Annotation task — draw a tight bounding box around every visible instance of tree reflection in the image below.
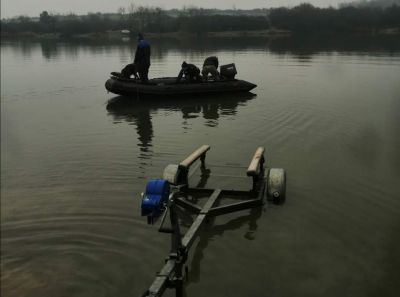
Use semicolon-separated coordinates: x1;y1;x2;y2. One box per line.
40;40;58;60
16;35;399;63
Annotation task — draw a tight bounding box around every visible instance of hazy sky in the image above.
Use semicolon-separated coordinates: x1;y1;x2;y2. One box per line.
1;0;344;18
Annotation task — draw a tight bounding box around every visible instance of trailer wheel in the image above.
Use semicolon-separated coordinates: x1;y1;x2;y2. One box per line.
163;164;180;184
163;164;188;185
266;168;286;203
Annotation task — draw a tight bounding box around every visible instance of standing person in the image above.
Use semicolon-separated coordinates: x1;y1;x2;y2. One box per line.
202;56;219;81
176;62;202;83
134;33;151;83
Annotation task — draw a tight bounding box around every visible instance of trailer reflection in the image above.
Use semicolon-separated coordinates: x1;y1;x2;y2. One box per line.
188;206;262;285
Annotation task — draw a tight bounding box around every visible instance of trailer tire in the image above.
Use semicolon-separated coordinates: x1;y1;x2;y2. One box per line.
266;168;286;203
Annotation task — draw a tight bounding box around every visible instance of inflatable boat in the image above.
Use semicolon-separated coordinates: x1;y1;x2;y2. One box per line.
105;75;257;97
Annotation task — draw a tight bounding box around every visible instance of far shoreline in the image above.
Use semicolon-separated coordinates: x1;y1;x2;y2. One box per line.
0;29;291;40
1;28;399;40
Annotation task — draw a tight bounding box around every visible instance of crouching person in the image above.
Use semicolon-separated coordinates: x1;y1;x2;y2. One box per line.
176;61;202;83
202;56;219;81
120;63;139;79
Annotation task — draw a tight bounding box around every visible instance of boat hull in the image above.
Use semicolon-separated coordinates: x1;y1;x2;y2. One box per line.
105;77;257;97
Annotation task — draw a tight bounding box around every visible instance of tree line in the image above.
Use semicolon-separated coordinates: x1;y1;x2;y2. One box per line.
269;3;400;33
1;7;269;36
1;4;399;37
340;0;400;8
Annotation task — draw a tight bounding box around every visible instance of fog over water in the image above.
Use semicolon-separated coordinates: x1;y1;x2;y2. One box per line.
1;0;342;18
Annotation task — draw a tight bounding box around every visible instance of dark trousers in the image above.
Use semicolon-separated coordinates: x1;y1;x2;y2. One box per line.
137;63;150;83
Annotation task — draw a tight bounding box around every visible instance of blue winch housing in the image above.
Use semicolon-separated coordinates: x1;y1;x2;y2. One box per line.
141;179;170;217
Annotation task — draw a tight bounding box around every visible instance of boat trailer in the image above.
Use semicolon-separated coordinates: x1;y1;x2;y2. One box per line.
139;145;286;297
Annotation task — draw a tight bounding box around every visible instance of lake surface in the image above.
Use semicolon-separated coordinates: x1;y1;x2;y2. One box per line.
1;36;400;297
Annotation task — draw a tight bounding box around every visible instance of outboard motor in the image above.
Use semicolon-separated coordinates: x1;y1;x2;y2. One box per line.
141;179;170;223
220;63;237;80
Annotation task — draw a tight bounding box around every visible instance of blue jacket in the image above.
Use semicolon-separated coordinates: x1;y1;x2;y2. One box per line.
134;39;151;67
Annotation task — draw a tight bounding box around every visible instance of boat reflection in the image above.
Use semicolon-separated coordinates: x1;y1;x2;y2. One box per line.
106;93;256;168
107;92;255;140
106;92;256;119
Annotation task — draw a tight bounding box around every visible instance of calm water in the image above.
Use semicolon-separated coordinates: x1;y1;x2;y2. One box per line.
1;36;400;297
